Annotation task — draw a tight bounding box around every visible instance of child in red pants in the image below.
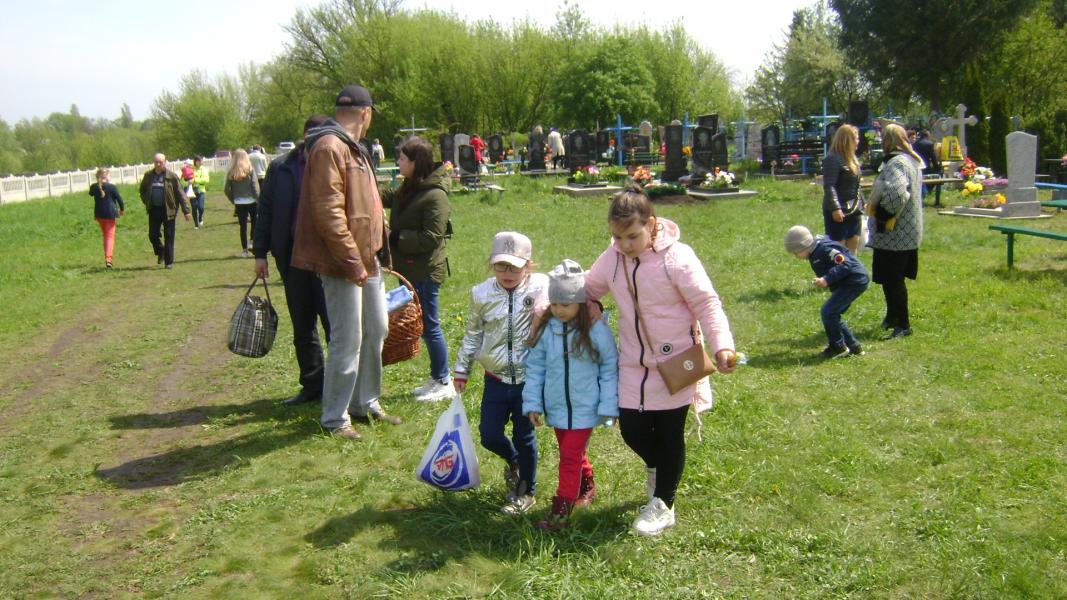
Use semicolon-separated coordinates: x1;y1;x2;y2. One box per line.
523;259;618;530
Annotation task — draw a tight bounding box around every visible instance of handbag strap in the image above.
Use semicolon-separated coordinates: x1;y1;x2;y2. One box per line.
621;258;661;359
245;276;272;305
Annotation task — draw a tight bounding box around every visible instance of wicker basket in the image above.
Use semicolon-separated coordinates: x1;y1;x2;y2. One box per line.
382;269;424;366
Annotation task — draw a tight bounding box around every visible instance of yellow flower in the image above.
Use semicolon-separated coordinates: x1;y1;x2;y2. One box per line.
995;193;1006;204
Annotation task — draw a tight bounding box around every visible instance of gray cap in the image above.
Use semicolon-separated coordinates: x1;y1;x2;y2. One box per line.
549;259;586;304
489;231;532;268
785;225;815;254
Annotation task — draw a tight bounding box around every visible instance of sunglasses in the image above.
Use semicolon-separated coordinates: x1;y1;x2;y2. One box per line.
492;263;524;273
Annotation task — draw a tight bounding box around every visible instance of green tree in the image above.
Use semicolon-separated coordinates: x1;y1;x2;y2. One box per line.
0;119;23;175
152;70;250;157
554;37;657;129
831;0;1038;111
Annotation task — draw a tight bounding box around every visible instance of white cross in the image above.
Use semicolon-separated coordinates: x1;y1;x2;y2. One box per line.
938;104;979;156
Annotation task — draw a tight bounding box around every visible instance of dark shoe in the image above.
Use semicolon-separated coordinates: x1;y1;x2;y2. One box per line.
820;344;850;359
576;473;597;507
351;410;402;425
165;264;174;270
536;495;574;531
329;425;362;440
846;344;866;357
886;327;912;340
283;391;320;406
157;255;163;265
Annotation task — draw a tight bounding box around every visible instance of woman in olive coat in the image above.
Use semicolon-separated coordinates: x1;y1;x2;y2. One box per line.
386;136;454;401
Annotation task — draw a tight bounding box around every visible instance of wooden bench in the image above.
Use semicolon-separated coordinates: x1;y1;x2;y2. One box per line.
989;224;1067;269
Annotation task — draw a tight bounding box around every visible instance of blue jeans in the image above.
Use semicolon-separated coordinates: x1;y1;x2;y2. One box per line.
192;192;206;225
412;280;449;381
822;283;867;349
319;269;387;430
479;375;537;494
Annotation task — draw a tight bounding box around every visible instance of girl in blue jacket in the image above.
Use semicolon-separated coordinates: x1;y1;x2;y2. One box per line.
523;259;619;530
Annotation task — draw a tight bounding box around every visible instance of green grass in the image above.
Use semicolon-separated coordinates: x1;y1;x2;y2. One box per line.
0;176;1065;598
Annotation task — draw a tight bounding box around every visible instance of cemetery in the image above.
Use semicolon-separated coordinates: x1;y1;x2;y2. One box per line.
3;1;1067;598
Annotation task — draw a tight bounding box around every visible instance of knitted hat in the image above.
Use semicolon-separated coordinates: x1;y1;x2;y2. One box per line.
489;231;532;268
785;225;815;254
548;259;586;304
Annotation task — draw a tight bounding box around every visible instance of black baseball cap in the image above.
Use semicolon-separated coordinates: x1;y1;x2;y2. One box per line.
335;84;378;112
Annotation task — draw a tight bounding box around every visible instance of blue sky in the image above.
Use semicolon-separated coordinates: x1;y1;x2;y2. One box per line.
0;0;810;123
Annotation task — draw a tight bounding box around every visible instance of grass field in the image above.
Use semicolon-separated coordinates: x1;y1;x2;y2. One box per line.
0;174;1065;598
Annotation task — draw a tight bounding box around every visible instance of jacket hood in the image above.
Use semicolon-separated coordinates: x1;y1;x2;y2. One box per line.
609;216;681;256
416;163;451;194
303;118;371;161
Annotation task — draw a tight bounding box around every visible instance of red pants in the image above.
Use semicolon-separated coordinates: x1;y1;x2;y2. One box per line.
554;427;593;502
96;218;116;262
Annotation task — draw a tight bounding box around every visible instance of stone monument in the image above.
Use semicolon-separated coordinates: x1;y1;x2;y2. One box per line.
661;123;687;182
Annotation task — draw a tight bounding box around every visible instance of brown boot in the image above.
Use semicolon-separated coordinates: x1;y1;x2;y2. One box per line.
576;473;597;507
536;495;574;531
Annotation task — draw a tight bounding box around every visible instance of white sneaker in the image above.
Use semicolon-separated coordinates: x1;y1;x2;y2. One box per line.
633;497;675;536
415;378;453;402
412;377;438;397
645;467;657;502
241;250;250;258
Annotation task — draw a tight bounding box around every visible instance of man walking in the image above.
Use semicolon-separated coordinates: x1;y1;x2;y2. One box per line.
139;153;191;268
291;84;400;440
249;145;269;190
253;115;332;407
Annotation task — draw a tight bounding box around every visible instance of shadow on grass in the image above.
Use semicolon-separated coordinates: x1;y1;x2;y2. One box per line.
746;332;861;369
97;397;314;489
988;264;1067;285
305;492;637;572
736;285;811;304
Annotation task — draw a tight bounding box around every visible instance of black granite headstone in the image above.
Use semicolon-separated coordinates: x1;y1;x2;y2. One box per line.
565;129;593;172
847;101;868;127
457;144;478;176
527;130;546;171
696;114;719;132
711;132;729;169
661;124;687;182
761;125;780;170
691;126;715;177
439;134;455;164
488;134;505;164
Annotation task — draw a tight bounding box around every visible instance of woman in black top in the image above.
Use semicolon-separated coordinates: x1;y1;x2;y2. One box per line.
88;168;125;268
822;124;863;253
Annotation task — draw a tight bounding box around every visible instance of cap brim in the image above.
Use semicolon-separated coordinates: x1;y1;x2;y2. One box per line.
489;254;527;268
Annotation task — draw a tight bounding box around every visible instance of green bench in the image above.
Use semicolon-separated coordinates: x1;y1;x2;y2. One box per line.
1040;199;1067;210
989;224;1067;269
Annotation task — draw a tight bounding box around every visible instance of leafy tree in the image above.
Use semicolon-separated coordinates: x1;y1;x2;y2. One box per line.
831;0;1038;111
0;119;23;175
152;70;250;157
554;37;657;129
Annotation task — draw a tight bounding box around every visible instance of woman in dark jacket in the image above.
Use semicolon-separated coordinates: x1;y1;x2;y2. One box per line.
822;124;863;253
89;168;125;268
386;136;454;401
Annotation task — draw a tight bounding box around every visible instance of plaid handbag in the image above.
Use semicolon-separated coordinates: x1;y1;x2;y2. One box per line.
227;276;279;358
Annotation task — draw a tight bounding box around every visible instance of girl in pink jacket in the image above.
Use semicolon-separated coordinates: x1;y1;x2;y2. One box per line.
585;186;737;536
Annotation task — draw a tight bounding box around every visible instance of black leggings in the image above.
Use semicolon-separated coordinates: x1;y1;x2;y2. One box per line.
236;204;257;250
618;405;689;507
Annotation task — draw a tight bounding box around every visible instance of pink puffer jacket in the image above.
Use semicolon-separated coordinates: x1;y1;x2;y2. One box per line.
585;218;734;413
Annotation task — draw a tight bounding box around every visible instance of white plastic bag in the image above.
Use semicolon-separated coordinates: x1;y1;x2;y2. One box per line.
415;394;481;491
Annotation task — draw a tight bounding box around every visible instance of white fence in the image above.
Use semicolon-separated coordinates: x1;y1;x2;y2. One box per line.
0;156;257;205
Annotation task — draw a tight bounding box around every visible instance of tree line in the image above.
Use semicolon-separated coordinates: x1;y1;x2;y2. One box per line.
4;0;1066;176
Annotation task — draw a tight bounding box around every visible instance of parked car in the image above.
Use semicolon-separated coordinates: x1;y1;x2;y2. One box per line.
277;141;296;153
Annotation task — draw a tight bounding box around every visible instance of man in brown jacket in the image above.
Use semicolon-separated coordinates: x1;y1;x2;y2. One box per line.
139;153;191;268
291;84;400;439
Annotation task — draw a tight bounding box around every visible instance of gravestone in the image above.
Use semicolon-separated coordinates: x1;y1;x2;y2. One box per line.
488;134;505;164
565;129;593;172
638;120;654;138
1001;131;1041;217
825;122;841;147
527;129;547;171
453;133;470;167
661;123;687;182
847;101;869;127
935;104;979;157
635;135;651;153
746;123;761;160
711;132;729;169
696;113;719;132
761;125;780;171
596;130;611;160
691;126;715;177
457;144;479;178
439;134;455;165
